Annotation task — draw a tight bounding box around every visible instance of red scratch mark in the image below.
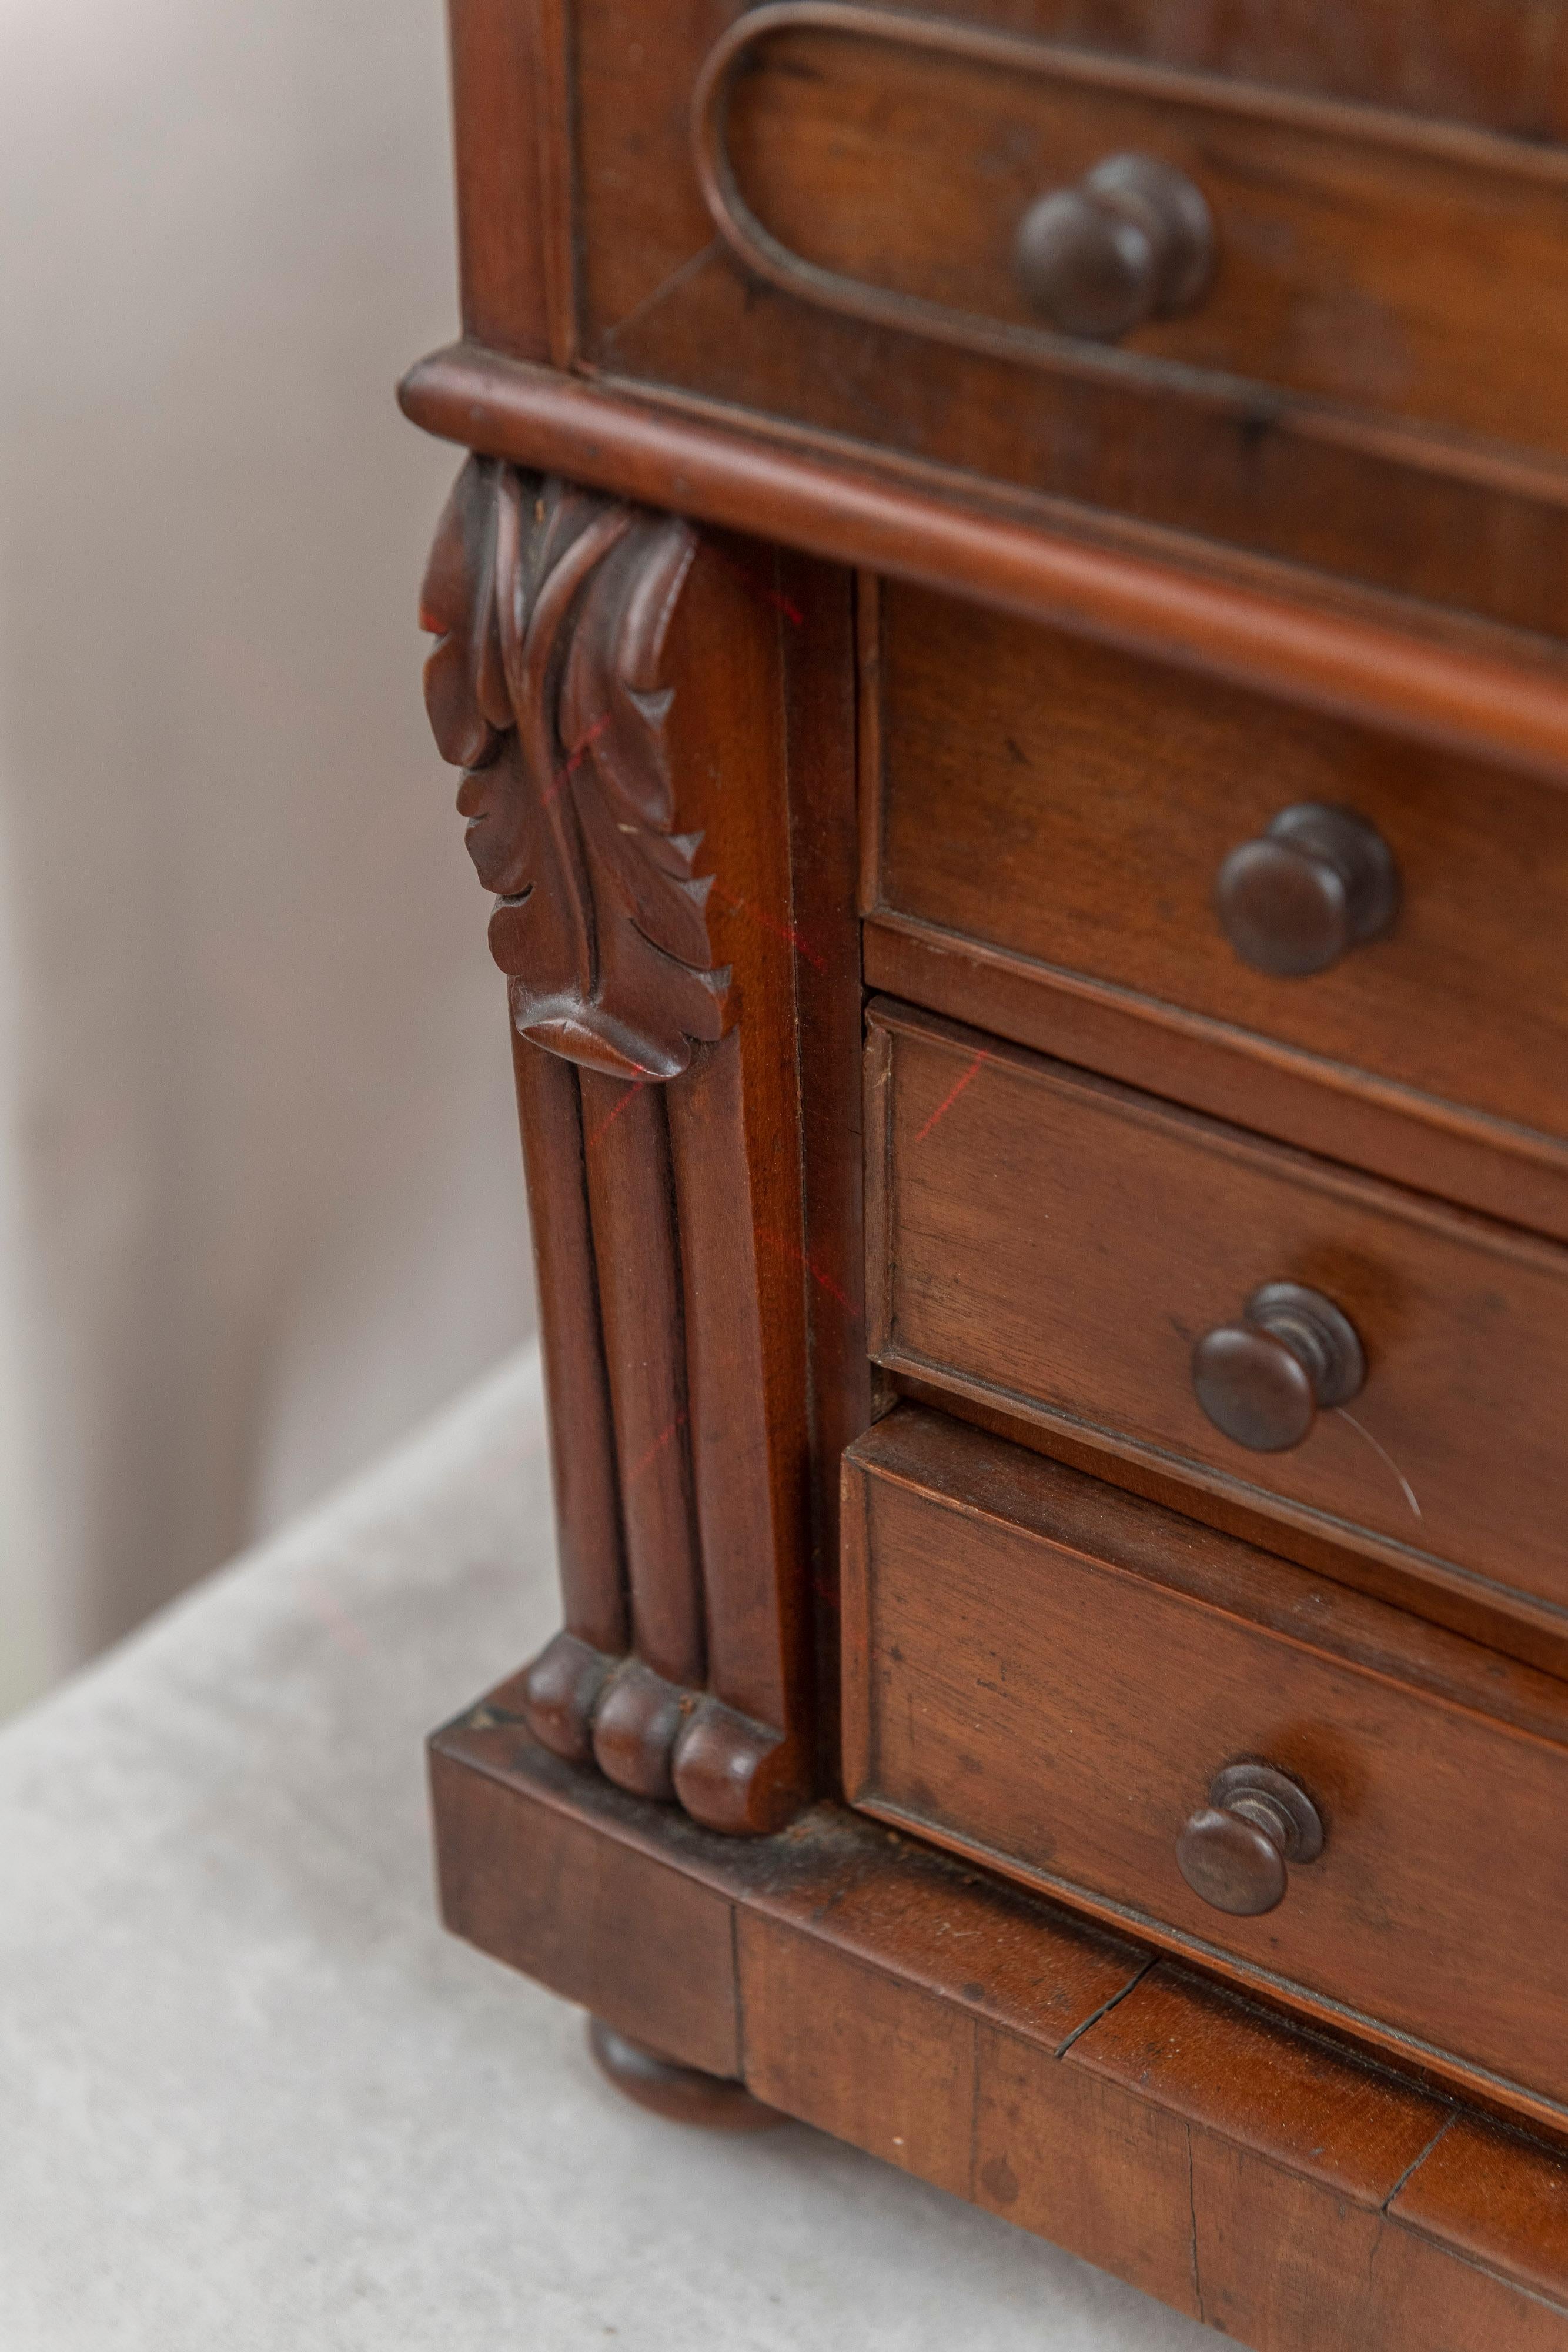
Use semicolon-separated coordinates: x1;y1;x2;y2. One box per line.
707;543;805;627
760;1228;859;1318
584;1076;649;1145
914;1051;989;1142
711;885;827;973
626;1408;688;1487
539;710;613;812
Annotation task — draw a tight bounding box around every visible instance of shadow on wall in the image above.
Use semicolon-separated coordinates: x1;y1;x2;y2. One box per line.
0;0;534;1711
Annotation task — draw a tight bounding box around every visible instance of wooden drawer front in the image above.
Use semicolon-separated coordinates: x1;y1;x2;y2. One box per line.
872;582;1568;1184
844;1406;1568;2112
701;6;1568;465
574;3;1568;630
868;1001;1568;1632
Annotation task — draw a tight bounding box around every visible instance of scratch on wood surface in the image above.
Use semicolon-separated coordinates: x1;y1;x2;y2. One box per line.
600;239;723;350
1335;1408;1423;1520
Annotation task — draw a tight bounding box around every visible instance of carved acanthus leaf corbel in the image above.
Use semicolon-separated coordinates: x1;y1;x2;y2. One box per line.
420;456;729;1080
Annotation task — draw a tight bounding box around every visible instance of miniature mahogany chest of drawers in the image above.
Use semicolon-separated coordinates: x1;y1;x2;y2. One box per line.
410;4;1568;2341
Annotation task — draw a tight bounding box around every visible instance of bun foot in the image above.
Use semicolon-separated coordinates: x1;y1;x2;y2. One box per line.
586;2017;785;2131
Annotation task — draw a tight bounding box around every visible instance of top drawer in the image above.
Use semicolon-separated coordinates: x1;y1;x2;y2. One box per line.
701;5;1568;462
571;1;1568;632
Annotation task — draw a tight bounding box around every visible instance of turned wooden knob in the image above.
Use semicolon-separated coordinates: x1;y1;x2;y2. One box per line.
1215;803;1399;977
1012;152;1213;339
1178;1762;1324;1916
1192;1281;1365;1453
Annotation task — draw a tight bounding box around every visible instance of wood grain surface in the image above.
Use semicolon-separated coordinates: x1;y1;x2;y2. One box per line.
874;579;1568;1161
430;1704;1568;2347
842;1401;1568;2116
867;998;1568;1632
713;11;1568;456
564;0;1568;633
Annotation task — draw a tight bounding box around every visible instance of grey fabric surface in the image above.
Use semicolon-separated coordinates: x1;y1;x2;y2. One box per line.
0;1347;1214;2348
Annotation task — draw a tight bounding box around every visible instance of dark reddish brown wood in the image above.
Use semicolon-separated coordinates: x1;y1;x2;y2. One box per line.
888;1365;1568;1679
842;1401;1568;2121
1070;1963;1446;2194
1011;152;1214;339
419;461;818;1835
428;1704;1568;2344
421;458;728;1079
864;913;1568;1248
586;2017;785;2130
564;0;1568;634
510;1037;625;1661
1389;2114;1568;2303
579;1071;701;1692
1214;804;1400;978
867;998;1568;1637
1191;1282;1366;1455
665;1038;801;1830
429;1694;742;2079
656;530;818;1832
444;0;552;361
590;1657;691;1804
1176;1763;1325;1917
415;6;1568;2331
398;349;1568;789
697;8;1568;456
778;552;870;1800
852;570;881;920
872;579;1568;1184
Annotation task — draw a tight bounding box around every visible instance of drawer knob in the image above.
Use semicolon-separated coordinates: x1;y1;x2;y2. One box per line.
1012;153;1214;341
1215;803;1400;977
1177;1762;1325;1917
1192;1281;1365;1452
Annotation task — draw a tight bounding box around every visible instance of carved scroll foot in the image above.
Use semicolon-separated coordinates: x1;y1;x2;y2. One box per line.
591;1658;692;1801
673;1696;798;1835
586;2019;785;2132
522;1639;803;1830
517;1631;617;1765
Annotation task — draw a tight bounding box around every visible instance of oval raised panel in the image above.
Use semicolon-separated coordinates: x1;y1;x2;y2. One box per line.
691;2;1568;463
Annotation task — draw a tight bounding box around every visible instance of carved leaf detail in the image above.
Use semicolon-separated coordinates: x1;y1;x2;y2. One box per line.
419;457;730;1081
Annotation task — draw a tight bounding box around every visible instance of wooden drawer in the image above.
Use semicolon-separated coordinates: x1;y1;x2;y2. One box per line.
573;3;1568;633
701;6;1568;465
866;580;1568;1238
843;1404;1568;2117
867;1000;1568;1645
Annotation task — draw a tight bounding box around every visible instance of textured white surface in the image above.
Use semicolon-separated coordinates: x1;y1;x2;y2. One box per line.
0;1348;1215;2350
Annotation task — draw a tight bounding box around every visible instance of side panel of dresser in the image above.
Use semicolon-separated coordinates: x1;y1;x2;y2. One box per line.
419;455;864;1831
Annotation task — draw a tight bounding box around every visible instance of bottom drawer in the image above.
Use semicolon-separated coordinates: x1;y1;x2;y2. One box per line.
843;1405;1568;2120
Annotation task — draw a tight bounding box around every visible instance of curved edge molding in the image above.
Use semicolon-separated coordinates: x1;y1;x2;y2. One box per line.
400;346;1568;794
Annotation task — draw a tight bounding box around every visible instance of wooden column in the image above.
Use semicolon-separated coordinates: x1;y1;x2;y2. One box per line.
419;459;832;1832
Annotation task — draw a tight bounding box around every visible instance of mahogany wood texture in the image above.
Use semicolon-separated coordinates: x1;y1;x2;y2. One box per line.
867;998;1568;1646
867;577;1568;1240
842;1402;1568;2122
430;1704;1568;2348
701;9;1568;458
885;1365;1568;1679
586;2017;785;2130
400;348;1568;794
566;0;1568;633
420;454;834;1832
416;2;1568;2338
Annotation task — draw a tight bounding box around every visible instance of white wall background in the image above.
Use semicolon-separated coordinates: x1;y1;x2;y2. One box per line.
0;0;535;1711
